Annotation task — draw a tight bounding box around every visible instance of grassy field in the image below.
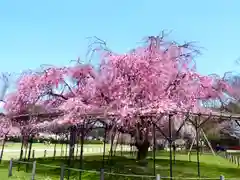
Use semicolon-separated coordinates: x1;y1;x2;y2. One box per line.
0;151;239;179
0;142;126;160
2;142;106;150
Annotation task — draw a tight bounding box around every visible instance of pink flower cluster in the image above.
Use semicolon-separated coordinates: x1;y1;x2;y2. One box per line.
3;37;232;134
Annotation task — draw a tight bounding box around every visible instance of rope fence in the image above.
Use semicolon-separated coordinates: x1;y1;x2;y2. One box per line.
7;159;230;180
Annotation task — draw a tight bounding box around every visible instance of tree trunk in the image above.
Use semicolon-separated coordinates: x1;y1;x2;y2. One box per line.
136;140;150;161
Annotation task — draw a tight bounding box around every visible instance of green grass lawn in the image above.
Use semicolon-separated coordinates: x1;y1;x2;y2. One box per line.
0;151;239;180
1;142;126;160
2;142;107;150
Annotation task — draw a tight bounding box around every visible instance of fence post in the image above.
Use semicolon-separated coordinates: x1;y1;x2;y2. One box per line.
53;150;56;159
100;168;104;180
8;158;13;177
32;150;35;159
156;174;161;180
60;164;65;180
0;150;3;163
220;175;224;180
44;150;47;158
31;161;36;180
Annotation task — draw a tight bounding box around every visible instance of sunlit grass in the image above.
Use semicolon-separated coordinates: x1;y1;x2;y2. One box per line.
0;151;239;180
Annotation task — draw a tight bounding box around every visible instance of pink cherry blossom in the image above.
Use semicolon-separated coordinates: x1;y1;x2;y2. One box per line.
3;36;232;142
0;114;12;137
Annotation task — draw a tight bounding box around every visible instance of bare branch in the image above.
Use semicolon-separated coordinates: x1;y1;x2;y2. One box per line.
0;73;10;101
48;90;68;100
62;80;76;96
85;36;112;63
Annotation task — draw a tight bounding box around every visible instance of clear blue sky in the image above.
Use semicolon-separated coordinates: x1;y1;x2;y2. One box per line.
0;0;239;79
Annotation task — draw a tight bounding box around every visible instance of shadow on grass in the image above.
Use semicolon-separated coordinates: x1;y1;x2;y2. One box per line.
0;153;239;179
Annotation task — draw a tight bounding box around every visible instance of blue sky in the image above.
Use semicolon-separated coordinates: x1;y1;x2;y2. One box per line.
0;0;239;84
